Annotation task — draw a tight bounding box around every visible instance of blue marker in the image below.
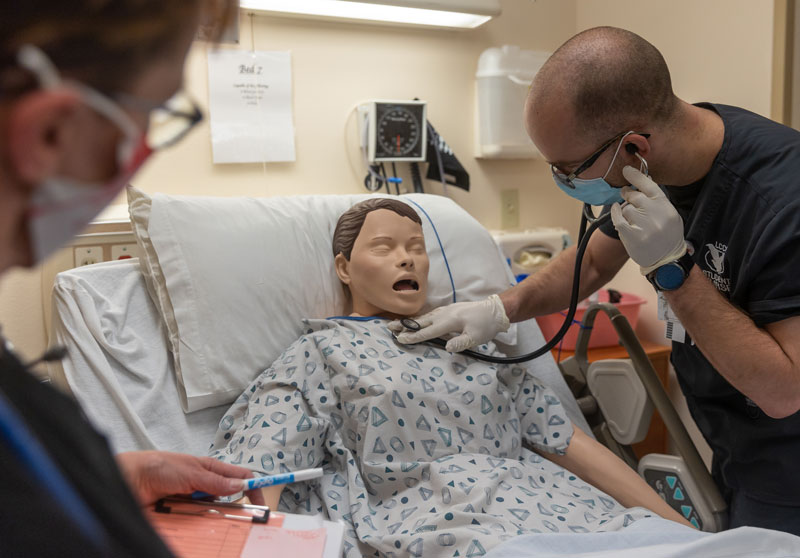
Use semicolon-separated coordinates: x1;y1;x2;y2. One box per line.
243;467;323;491
191;467;324;500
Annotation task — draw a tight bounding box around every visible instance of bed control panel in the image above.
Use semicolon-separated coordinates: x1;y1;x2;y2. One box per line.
643;468;702;529
638;453;713;531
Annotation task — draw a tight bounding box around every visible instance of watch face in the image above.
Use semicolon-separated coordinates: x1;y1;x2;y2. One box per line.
655;263;686;290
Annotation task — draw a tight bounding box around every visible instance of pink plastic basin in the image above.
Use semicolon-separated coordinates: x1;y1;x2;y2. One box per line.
535;290;646;350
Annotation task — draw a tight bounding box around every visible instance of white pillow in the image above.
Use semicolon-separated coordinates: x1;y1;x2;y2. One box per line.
128;188;515;412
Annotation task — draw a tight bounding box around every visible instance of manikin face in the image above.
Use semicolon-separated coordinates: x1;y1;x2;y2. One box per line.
335;209;429;319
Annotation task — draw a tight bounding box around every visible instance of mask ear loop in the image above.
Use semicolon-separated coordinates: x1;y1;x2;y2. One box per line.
17;44;141;166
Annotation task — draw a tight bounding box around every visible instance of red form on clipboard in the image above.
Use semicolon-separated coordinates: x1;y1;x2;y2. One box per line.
240;526;326;557
143;498;330;558
145;509;255;558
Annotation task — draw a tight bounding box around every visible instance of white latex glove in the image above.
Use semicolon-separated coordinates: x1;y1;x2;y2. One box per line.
387;294;510;353
610;166;687;275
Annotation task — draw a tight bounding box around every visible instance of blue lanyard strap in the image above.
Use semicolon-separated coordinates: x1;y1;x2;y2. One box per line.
0;388;110;551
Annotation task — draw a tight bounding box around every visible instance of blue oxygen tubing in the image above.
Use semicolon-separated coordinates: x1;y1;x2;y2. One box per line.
0;387;110;551
405;198;457;303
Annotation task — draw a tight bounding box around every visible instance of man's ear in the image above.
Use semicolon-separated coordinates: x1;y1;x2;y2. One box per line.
6;90;82;185
334;253;351;285
623;133;651;160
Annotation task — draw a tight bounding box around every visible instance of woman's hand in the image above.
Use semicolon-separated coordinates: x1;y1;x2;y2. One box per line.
116;450;265;506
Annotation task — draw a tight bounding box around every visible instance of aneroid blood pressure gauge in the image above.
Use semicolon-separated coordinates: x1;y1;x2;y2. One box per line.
358;100;427;163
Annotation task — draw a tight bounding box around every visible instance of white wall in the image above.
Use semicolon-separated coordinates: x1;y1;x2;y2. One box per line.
0;267;46;361
132;0;580;230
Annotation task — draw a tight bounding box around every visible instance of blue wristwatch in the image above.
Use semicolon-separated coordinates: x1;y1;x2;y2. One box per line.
647;252;695;291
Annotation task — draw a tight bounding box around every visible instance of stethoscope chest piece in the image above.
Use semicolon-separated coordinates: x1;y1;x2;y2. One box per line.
400;318;422;332
391;318;422;344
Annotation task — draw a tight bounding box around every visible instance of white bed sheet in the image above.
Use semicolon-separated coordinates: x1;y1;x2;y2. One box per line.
51;258;591;455
51;259;226;455
485;517;800;558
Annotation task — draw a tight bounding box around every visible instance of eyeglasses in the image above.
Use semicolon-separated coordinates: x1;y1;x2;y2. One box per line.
551;131;650;189
16;45;203;165
114;90;203;150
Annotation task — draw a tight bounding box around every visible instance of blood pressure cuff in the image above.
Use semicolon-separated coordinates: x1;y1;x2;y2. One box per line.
425;120;469;192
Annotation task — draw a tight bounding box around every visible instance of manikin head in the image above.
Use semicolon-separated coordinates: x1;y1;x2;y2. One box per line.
333;199;429;319
0;1;235;272
524;26;679;199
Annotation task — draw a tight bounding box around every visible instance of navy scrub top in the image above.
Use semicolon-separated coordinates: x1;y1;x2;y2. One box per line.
0;346;173;556
601;103;800;505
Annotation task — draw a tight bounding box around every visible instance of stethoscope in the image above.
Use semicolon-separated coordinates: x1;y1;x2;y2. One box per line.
393;203;612;364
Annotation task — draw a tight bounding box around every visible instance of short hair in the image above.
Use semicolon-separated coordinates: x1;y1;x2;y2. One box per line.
532;26;678;141
0;0;236;96
332;198;422;260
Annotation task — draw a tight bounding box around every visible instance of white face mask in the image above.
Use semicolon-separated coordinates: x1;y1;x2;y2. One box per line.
26;140;151;263
16;45;147;264
16;45;202;264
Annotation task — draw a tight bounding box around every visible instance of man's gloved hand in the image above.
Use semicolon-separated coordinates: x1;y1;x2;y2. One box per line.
610;166;687;275
387;294;510;353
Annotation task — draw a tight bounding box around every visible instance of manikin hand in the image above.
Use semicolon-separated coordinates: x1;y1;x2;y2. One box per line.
388;294;510;353
116;451;265;506
610;166;687;275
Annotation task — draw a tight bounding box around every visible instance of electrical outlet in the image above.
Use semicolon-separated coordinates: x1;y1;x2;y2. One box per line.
111;244;137;261
74;246;104;267
500;189;520;230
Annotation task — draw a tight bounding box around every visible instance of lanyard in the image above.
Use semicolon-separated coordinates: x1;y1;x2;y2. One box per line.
0;374;110;552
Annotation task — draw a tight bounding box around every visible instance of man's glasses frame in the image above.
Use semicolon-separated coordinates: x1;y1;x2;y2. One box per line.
551;131;650;189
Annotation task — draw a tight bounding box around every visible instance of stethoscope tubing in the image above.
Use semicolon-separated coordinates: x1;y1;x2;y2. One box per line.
397;204;609;364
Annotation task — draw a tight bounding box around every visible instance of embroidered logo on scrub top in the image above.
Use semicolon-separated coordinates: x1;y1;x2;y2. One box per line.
702;241;731;293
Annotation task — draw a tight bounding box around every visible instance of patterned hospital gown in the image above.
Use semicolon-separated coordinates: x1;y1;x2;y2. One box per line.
209;318;651;557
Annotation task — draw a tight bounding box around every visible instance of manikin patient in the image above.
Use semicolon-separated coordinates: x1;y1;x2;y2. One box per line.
209;199;688;557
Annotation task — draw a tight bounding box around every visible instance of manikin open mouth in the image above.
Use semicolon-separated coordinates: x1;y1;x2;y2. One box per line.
393;279;419;291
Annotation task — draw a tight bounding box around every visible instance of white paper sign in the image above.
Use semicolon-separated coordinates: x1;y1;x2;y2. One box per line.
207;49;295;163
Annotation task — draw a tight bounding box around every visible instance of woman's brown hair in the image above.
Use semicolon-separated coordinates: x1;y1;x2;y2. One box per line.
1;0;236;96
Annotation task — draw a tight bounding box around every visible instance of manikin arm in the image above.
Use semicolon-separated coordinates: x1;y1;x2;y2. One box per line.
542;428;692;528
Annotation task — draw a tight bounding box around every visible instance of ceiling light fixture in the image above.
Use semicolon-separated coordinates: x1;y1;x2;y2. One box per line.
239;0;501;30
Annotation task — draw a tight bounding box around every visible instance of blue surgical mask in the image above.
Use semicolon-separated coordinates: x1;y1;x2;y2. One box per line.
552;131;646;206
553;175;626;206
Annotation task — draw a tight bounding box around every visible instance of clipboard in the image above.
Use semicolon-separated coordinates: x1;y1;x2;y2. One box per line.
154;497;270;523
145;498;335;558
145;497;284;558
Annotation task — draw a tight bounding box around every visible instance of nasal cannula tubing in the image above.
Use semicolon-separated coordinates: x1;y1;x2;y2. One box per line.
395;203;611;364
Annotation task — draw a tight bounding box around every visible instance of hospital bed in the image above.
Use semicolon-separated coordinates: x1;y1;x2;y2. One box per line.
47;189;793;555
50;190;596;454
